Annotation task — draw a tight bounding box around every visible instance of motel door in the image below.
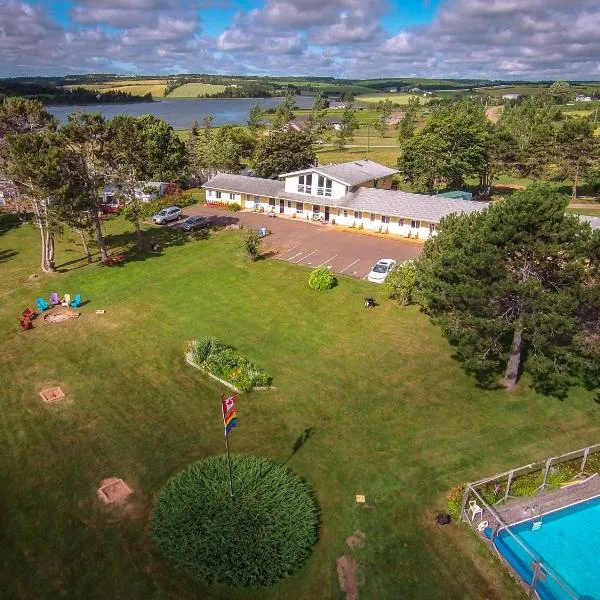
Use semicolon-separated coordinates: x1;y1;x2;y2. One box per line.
324;207;330;221
279;200;285;213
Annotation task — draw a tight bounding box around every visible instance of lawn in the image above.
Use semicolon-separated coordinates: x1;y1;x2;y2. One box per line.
167;83;227;98
2;212;599;599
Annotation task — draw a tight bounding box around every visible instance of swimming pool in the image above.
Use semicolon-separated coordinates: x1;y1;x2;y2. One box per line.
495;494;600;599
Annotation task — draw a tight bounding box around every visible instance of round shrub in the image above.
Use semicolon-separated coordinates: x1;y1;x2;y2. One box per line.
308;266;337;291
152;455;319;587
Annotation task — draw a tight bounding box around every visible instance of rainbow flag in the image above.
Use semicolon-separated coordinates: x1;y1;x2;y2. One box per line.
222;395;237;437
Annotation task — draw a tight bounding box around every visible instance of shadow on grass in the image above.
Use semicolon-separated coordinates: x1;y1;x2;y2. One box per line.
0;248;18;263
284;428;315;465
0;212;24;236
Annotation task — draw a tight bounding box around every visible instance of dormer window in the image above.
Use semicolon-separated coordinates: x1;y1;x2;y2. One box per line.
298;174;312;194
317;175;332;197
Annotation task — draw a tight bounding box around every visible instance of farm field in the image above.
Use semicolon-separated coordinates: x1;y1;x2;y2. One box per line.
356;93;429;105
2;212;600;599
167;83;228;98
66;79;167;98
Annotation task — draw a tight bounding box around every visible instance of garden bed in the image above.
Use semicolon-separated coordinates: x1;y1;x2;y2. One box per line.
186;337;273;393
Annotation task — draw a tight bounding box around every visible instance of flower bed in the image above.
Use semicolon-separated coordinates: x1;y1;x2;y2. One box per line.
186;337;272;392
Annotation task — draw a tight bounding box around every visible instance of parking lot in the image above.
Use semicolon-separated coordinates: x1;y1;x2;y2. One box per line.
185;206;424;280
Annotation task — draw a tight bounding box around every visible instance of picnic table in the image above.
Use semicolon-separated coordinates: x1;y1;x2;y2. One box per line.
103;254;126;266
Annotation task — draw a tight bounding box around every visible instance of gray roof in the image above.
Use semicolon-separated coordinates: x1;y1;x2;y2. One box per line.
203;173;284;197
340;188;488;222
581;215;600;230
281;159;398;187
203;171;489;223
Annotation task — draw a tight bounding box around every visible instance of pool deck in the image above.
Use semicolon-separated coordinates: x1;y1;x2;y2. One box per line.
469;474;600;532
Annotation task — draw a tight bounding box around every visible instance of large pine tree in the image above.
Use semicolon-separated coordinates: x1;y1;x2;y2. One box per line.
417;184;600;398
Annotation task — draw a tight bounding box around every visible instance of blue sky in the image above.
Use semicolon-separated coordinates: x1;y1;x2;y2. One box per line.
1;0;599;79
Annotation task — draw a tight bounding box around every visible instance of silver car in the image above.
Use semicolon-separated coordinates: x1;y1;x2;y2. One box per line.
152;206;182;225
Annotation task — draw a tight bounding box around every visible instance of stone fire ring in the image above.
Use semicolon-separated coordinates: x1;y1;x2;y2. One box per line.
44;308;81;323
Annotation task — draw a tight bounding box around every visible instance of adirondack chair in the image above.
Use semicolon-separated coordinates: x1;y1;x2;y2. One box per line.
49;291;60;305
36;297;49;311
69;294;81;308
22;307;36;320
18;315;32;330
61;293;71;307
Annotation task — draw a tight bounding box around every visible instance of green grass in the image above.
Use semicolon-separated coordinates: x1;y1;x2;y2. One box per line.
66;79;168;98
167;83;227;98
568;207;600;217
2;212;599;599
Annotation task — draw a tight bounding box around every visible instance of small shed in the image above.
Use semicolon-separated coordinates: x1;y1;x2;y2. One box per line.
438;190;473;201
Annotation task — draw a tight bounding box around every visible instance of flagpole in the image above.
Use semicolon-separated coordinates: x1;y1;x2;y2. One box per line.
222;395;234;498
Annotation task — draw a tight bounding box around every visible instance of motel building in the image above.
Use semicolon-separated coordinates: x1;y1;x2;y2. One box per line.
203;159;488;239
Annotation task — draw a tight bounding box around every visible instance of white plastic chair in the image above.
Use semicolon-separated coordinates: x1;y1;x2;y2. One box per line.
468;500;483;521
477;520;489;532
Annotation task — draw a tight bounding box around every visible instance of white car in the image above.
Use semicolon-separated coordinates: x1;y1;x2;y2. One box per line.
367;258;396;283
152;206;182;225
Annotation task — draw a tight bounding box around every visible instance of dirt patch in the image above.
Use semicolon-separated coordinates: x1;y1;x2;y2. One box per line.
39;386;65;403
43;308;81;323
485;106;502;123
337;555;359;600
346;530;366;550
97;478;133;506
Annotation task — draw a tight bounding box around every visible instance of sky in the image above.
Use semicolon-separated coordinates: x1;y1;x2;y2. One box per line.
1;0;599;79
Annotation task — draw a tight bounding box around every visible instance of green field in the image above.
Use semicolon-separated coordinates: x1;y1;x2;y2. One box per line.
2;211;599;599
167;83;227;98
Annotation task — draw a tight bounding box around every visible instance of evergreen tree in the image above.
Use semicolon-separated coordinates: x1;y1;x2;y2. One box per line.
272;90;297;129
417;184;599;398
247;104;265;133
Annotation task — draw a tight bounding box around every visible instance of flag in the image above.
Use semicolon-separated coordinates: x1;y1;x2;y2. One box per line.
222;395;237;437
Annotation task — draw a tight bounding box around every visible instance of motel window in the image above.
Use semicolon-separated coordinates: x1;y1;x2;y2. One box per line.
254;195;261;202
399;218;404;226
216;191;222;199
370;213;376;221
343;210;348;218
298;174;312;194
313;204;320;215
382;215;390;224
269;198;276;208
429;223;436;234
287;200;292;208
354;211;362;219
411;220;420;229
229;193;234;200
207;190;212;197
317;176;333;197
296;202;304;213
373;179;379;188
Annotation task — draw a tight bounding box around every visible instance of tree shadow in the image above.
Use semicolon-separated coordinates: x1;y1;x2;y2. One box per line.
0;248;18;263
284;427;315;465
0;212;24;236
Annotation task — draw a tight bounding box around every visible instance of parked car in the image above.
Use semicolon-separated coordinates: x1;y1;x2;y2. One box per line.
367;258;397;283
152;206;182;225
100;201;121;215
178;215;211;231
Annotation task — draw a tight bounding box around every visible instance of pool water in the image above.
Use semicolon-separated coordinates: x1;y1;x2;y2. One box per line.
495;495;600;599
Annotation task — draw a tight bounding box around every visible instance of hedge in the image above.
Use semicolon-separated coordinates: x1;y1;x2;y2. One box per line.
139;193;197;219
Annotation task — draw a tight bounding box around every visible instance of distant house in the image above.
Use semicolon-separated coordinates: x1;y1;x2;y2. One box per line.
408;87;422;93
283;115;311;132
502;93;521;101
385;111;406;125
575;95;592;102
327;117;344;131
203;158;488;239
387;87;398;93
330;102;348;110
102;181;169;204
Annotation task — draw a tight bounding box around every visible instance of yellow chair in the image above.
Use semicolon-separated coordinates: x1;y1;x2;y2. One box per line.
61;293;71;307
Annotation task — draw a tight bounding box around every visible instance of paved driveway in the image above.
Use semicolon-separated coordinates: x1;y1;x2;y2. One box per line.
184;206;423;280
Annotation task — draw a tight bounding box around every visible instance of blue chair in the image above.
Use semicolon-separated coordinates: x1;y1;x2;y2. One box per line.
36;297;49;311
69;294;82;309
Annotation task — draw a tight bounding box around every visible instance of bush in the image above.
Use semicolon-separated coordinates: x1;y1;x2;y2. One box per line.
152;455;319;587
447;484;465;518
139;193;196;219
387;260;418;305
188;337;271;392
244;229;262;262
308;267;337;291
227;202;242;212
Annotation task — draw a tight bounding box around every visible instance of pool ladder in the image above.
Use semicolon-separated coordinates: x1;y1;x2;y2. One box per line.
527;504;543;530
